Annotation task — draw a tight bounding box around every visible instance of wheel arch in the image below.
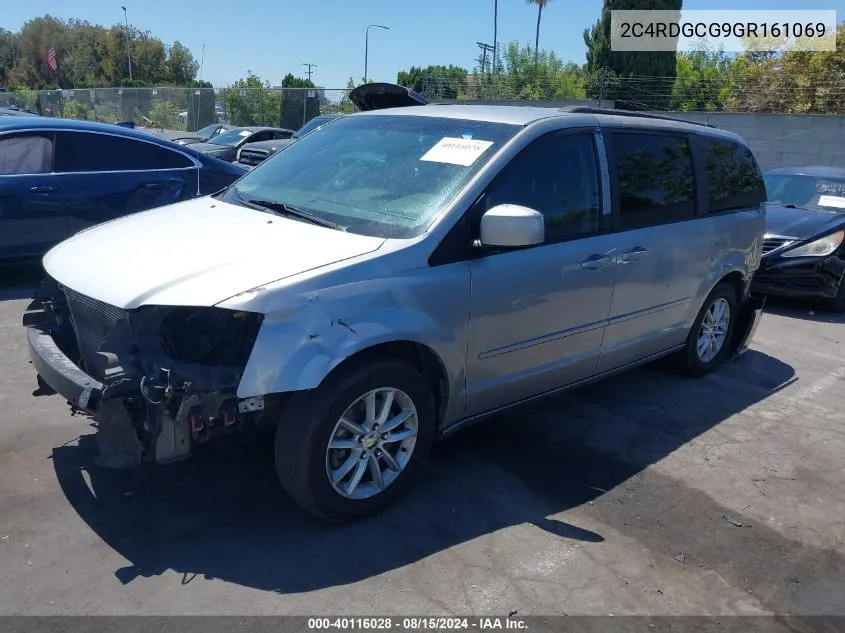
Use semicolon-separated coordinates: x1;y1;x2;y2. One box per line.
318;340;451;428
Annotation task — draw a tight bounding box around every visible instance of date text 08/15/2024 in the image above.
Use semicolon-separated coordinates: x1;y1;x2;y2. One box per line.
307;618;527;630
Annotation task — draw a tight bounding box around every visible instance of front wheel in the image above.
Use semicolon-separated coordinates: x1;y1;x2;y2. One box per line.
274;360;436;522
675;283;738;377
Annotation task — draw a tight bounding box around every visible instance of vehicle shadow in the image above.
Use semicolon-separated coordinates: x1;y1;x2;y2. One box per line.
0;263;43;302
762;295;845;324
50;349;796;593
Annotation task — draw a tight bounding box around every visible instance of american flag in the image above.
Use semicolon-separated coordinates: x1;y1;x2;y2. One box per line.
47;44;57;71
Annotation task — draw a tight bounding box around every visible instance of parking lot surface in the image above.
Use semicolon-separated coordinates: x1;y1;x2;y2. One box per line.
1;268;843;616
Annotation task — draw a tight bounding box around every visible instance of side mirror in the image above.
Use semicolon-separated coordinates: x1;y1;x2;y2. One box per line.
479;204;545;248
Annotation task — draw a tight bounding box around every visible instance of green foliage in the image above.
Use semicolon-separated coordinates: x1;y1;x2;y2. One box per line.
1;15;199;89
466;41;586;100
338;77;360;113
62;99;96;120
670;47;734;111
281;73;315;88
584;0;682;109
148;99;180;129
221;71;281;126
396;65;468;99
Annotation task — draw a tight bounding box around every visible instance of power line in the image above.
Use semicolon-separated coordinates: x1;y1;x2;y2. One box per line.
302;63;317;81
476;41;495;73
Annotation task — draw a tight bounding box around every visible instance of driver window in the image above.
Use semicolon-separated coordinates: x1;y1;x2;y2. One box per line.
485;132;601;243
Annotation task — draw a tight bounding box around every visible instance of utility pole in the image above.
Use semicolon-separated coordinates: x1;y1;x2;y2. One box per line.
121;5;132;81
476;41;494;73
302;63;317;82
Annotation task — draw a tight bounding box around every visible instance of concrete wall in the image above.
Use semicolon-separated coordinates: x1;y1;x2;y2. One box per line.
659;112;845;172
435;99;845;172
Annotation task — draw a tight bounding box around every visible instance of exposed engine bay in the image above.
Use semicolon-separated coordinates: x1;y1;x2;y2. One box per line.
30;276;271;468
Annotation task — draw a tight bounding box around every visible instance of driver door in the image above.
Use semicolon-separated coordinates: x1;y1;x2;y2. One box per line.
465;130;618;416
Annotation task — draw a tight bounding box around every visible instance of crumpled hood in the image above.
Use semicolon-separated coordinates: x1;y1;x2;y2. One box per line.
765;202;845;239
43;197;385;309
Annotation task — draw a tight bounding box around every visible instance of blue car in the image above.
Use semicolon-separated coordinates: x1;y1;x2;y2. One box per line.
0;117;246;263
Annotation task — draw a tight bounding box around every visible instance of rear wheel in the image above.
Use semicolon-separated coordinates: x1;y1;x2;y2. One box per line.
274;360;435;522
675;283;738;377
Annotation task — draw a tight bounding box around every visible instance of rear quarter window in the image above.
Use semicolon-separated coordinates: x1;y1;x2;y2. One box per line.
701;137;766;213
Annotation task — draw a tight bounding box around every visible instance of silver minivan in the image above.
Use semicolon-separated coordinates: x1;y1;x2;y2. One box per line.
27;88;767;523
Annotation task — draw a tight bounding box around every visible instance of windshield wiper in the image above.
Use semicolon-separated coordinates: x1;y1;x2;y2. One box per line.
244;196;346;231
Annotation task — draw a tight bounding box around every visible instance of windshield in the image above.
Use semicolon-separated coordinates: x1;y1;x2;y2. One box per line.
210;128;253;146
764;172;845;212
225;114;520;238
294;116;338;138
194;124;221;141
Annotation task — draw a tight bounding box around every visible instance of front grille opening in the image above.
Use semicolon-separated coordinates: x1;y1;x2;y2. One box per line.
62;287;127;377
238;149;269;167
763;238;793;255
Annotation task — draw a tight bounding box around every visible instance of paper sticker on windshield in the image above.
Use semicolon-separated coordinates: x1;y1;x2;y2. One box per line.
818;195;845;209
239;130;252;137
420;137;494;167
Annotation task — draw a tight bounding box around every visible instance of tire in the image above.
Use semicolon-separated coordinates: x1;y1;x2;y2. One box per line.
274;359;436;523
675;283;738;377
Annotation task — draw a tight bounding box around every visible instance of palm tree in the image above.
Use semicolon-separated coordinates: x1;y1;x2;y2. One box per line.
527;0;554;65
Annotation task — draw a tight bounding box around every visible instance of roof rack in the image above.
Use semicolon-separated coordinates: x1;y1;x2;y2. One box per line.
558;105;716;128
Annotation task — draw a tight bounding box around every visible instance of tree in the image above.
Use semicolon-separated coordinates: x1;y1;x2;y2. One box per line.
281;73;315;88
464;41;586;100
221;71;281;126
527;0;554;65
165;41;198;86
0;15;199;89
0;29;20;88
584;0;683;109
338;77;360;113
670;47;734;111
396;65;468;99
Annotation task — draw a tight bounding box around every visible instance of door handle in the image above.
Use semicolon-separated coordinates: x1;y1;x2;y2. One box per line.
29;185;56;193
580;254;614;270
621;247;648;262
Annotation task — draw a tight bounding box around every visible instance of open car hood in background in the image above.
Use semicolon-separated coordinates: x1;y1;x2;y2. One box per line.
348;82;429;111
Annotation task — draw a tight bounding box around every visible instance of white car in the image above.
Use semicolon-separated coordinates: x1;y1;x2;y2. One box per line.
26;84;766;522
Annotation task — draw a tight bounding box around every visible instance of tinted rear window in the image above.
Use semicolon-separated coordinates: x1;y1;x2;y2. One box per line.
55;131;193;172
702;138;765;213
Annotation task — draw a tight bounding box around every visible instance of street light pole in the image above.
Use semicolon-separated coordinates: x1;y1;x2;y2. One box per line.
492;0;498;73
121;5;133;81
364;24;389;84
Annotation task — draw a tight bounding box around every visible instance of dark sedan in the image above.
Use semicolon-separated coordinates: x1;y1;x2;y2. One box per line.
170;123;234;146
235;114;345;169
752;166;845;311
187;126;294;162
0;116;245;263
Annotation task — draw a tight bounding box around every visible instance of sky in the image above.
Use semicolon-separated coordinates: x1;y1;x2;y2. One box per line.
4;0;843;90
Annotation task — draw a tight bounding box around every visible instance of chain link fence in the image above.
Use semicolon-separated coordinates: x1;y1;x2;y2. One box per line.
0;87;356;133
3;72;845;124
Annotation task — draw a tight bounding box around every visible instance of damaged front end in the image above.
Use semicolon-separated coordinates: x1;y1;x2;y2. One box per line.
27;277;268;468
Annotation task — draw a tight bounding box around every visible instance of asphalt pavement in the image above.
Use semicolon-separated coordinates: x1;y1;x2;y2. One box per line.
1;266;843;616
